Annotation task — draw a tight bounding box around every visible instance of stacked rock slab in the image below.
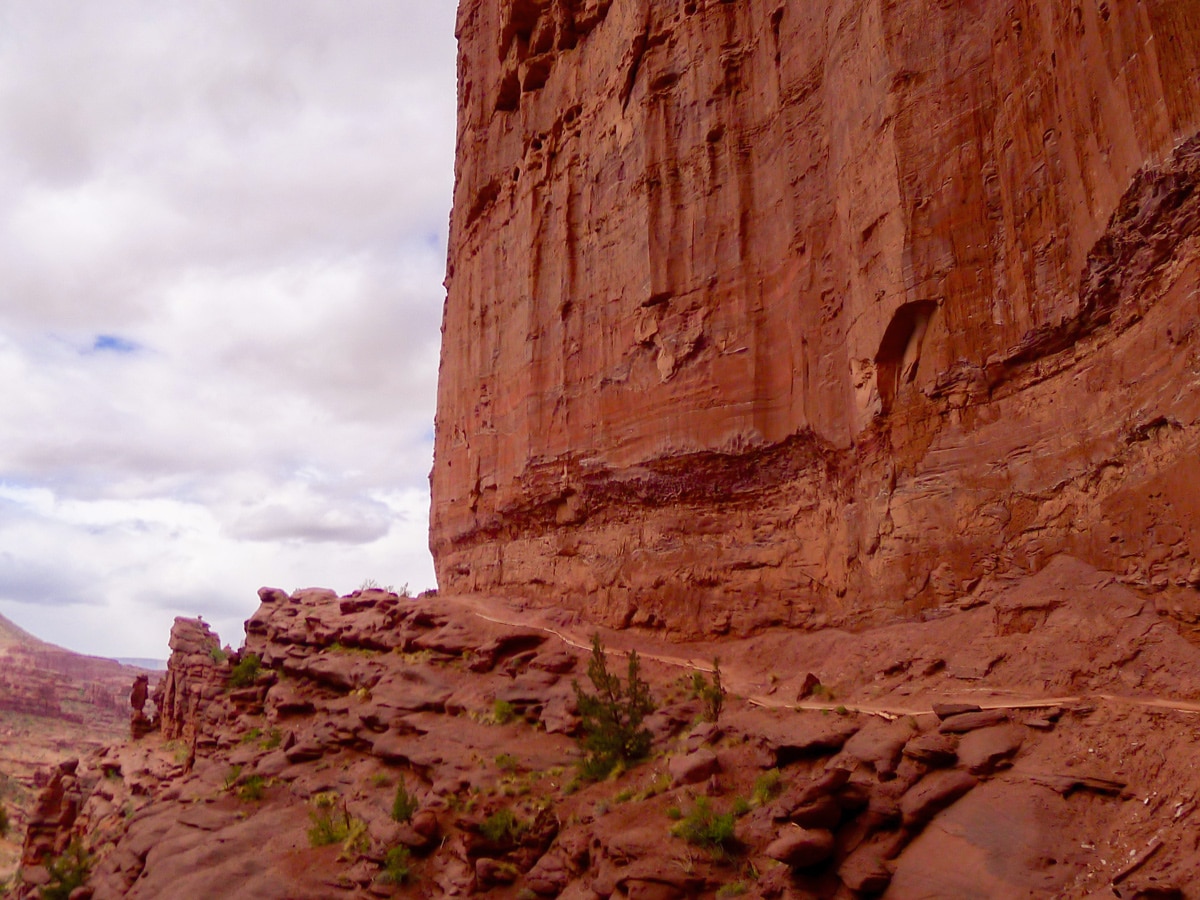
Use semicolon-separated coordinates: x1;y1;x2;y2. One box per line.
432;0;1200;634
153;618;227;746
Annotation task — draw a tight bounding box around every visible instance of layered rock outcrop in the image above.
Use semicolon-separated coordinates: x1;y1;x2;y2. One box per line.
12;560;1200;897
432;0;1200;634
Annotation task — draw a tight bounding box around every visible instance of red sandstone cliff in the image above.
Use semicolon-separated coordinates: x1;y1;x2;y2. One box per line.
432;0;1200;635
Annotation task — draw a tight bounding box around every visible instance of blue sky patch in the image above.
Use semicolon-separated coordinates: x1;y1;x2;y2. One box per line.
91;334;139;354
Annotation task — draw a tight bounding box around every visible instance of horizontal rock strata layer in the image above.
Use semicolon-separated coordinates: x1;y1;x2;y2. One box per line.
432;0;1200;635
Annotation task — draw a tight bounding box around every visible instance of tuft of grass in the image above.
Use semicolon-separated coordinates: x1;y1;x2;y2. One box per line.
260;727;283;750
391;782;419;824
751;769;783;806
228;653;262;689
810;682;835;701
666;805;683;820
492;700;517;725
210;646;228;663
670;798;737;857
495;753;520;772
240;727;262;744
238;776;265;802
731;796;752;817
480;807;524;844
223;765;243;791
717;882;749;898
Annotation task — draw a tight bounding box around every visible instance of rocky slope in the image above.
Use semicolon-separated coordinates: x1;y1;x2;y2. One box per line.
10;560;1200;898
431;0;1200;636
0;614;155;884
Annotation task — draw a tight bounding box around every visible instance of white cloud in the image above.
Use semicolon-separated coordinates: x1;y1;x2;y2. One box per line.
0;0;455;657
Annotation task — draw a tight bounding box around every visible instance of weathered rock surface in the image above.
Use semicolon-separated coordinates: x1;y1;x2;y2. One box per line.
0;614;158;884
8;569;1200;897
432;0;1200;638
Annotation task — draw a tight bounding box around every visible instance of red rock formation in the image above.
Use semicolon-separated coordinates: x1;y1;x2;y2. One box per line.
153;618;227;746
432;0;1200;635
12;564;1200;897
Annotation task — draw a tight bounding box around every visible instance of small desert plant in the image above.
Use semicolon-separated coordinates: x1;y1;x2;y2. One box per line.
308;793;351;846
573;635;656;781
751;769;782;806
210;646;228;663
480;807;524;844
238;776;265;802
223;765;243;791
717;882;749;898
341;816;370;858
228;653;262;688
260;727;283;750
381;845;414;885
810;682;835;701
40;840;92;900
692;659;725;723
670;798;737;856
731;796;752;817
241;727;262;744
391;783;419;823
492;700;517;725
666;805;683;820
495;753;520;772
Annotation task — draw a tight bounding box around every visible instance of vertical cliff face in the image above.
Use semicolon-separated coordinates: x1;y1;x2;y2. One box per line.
432;0;1200;634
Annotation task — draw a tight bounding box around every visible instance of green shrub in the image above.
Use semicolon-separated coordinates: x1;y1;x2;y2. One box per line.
751;769;782;806
666;805;683;820
495;753;520;772
573;635;655;781
480;807;524;844
391;783;419;823
381;846;413;885
692;659;725;723
670;798;737;856
228;653;262;689
492;700;517;725
40;840;92;900
731;796;752;817
210;646;228;663
308;793;350;847
240;727;262;744
238;776;265;802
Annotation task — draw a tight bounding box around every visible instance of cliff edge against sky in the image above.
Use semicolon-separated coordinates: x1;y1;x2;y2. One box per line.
431;0;1200;636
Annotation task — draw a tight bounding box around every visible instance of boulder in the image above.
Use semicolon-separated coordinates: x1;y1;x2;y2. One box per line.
764;826;836;869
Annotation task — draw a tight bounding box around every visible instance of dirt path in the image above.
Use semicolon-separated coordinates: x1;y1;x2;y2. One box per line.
467;599;1200;721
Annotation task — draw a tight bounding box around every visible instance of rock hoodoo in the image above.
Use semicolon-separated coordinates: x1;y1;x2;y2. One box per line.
432;0;1200;635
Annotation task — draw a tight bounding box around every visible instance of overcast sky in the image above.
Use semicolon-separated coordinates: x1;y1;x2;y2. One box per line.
0;1;458;658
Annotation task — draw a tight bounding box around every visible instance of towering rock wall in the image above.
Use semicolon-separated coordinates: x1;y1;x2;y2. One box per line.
432;0;1200;635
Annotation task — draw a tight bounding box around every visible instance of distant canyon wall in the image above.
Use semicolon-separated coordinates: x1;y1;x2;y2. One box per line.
431;0;1200;635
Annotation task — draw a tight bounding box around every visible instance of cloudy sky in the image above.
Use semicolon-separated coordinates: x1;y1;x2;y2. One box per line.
0;1;458;658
